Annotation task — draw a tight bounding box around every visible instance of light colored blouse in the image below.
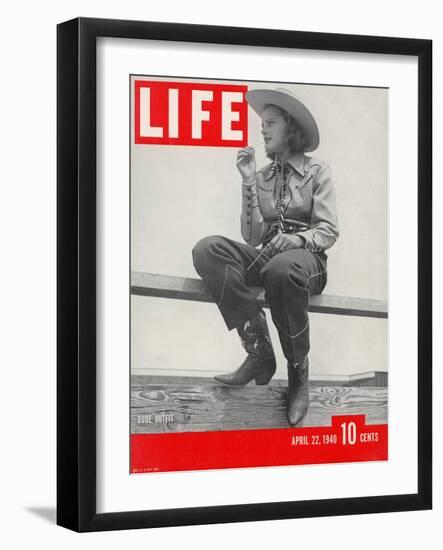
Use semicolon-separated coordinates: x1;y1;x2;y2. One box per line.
240;151;339;253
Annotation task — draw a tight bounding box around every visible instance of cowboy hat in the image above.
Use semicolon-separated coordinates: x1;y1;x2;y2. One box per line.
245;87;320;152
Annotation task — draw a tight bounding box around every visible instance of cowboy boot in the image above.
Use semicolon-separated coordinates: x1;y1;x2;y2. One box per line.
287;356;310;426
214;309;276;386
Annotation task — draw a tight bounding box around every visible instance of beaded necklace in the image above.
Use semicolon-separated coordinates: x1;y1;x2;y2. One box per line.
245;154;289;272
272;154;290;233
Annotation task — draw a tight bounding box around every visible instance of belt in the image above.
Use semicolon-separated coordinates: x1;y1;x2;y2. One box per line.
262;219;310;247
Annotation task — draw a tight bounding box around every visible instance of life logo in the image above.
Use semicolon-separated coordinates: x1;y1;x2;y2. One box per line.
134;80;248;147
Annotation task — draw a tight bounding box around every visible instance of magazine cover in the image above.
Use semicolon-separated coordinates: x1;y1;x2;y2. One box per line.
129;75;388;474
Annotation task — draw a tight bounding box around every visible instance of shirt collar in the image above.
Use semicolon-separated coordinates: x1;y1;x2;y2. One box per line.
263;151;306;180
286;151;306;177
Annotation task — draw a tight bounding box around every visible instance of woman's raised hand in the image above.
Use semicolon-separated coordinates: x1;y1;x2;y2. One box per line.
236;146;256;183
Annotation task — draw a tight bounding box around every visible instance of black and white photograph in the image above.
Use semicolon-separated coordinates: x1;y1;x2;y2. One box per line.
130;75;388;473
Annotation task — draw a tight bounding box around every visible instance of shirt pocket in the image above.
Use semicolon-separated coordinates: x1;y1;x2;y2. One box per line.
286;173;314;212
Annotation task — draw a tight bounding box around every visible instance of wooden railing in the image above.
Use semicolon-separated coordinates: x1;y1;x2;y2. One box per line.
131;271;388;319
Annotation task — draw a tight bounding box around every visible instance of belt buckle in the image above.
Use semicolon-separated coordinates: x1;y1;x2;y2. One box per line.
282;222;295;234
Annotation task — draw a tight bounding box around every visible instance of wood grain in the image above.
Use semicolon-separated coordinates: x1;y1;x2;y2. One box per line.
131;375;388;433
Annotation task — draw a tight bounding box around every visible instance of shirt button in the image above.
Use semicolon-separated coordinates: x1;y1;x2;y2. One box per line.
246;220;250;224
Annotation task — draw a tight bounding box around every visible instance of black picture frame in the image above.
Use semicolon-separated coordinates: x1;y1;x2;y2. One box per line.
57;17;432;532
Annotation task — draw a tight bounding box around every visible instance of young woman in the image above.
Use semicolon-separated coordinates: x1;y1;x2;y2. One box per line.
192;87;339;427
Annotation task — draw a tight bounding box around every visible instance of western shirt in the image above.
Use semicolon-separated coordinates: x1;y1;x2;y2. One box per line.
240;151;339;253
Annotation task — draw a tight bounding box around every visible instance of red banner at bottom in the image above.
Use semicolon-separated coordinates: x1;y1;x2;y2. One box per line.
131;414;388;474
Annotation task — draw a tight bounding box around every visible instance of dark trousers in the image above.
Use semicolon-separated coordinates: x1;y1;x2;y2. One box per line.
192;235;328;363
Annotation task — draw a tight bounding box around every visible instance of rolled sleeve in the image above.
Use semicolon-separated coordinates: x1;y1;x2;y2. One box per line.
297;162;339;252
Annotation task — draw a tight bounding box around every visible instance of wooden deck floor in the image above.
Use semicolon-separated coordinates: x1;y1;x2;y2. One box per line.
131;375;388;433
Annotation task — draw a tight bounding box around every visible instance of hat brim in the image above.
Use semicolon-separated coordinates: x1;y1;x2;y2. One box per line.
245;89;319;152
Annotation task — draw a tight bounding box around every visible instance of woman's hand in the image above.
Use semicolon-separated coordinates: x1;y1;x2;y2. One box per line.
267;232;305;256
236;146;256;183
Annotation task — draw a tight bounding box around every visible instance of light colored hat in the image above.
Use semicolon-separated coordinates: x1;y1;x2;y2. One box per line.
245;87;319;152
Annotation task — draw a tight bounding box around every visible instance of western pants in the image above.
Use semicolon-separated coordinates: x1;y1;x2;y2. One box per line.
192;235;328;363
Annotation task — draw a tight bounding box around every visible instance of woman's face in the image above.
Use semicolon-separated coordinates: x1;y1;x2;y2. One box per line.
260;105;290;155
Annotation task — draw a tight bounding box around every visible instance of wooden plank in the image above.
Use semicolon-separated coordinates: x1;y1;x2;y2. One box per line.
131;271;388;319
130;371;388;387
131;375;388;433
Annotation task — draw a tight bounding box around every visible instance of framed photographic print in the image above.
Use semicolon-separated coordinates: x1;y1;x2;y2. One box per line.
57;17;432;531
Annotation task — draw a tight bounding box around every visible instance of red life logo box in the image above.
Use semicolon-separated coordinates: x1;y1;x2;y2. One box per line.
134;80;248;147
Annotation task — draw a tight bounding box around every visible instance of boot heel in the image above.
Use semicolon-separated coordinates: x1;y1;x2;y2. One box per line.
254;367;275;385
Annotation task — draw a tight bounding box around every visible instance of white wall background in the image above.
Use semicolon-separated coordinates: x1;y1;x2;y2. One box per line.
0;0;440;547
